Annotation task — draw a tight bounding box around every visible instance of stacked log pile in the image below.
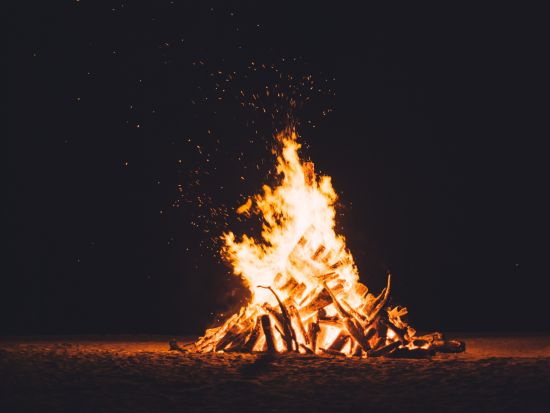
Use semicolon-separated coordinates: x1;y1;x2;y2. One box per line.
188;234;465;359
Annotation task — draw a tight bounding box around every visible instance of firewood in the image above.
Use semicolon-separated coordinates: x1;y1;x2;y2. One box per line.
287;235;321;276
342;317;371;352
319;319;341;328
242;317;262;352
196;307;248;351
322;282;372;352
330;280;345;295
364;327;377;344
375;317;388;339
319;347;346;357
258;285;298;351
316;272;339;283
361;293;376;317
363;273;391;321
432;339;466;353
308;319;320;352
328;331;350;351
383;319;407;343
318;313;339;321
311;245;326;261
263;304;285;332
299;287;332;317
351;342;362;357
277;273;299;293
298;287;318;308
289;305;309;345
299;343;315;354
370;336;386;350
274;325;285;343
260;315;276;353
412;339;429;347
320;249;333;264
415;332;445;342
367;340;402;357
217;320;254;351
225;333;250;352
322;281;351;318
215;327;241;351
354;282;369;298
288;283;307;303
342;299;367;324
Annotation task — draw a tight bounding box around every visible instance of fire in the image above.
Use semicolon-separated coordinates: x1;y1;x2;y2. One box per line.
192;127;465;357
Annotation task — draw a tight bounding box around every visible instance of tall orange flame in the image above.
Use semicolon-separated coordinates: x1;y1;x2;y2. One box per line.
223;128;359;306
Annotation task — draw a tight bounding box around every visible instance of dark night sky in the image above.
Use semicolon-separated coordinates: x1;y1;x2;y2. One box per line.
6;2;549;335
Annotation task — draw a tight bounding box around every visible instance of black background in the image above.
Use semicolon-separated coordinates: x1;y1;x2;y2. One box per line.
6;1;549;335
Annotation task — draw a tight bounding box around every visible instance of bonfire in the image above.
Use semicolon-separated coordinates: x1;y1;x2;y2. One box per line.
180;128;464;358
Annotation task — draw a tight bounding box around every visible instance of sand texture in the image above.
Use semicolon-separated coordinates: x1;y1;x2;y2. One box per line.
1;334;549;412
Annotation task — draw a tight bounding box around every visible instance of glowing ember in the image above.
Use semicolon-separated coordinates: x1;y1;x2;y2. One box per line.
191;127;464;357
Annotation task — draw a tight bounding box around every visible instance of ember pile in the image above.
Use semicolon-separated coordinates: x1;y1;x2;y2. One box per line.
189;128;464;358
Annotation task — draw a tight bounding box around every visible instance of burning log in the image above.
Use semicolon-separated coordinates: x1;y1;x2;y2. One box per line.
368;340;402;357
316;272;339;283
299;343;315;354
275;272;299;293
342;299;368;324
412;339;429;347
260;315;276;353
319;347;347;357
307;319;320;352
319;319;341;328
242;318;262;352
432;339;466;353
258;285;298;351
215;323;252;352
328;331;350;351
351;342;362;357
354;282;369;298
370;336;386;351
383;319;407;343
311;245;326;261
289;305;309;345
323;281;371;352
364;273;391;321
415;332;445;343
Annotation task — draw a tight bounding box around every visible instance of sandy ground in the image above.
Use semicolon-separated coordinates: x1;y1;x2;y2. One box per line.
1;334;549;413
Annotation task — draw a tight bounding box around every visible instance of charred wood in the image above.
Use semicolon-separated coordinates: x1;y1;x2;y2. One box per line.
328;331;350;351
319;347;346;357
258;285;298;351
432;339;466;353
308;319;320;352
368;340;402;357
260;315;276;353
242;317;262;352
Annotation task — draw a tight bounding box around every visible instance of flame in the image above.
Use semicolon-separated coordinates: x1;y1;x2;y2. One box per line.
191;127;459;357
222;127;358;308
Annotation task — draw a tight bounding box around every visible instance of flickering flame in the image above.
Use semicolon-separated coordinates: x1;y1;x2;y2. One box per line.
192;127;463;357
222;128;358;308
